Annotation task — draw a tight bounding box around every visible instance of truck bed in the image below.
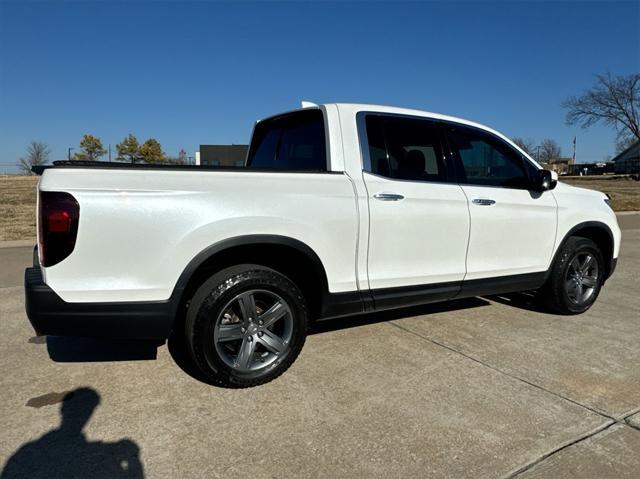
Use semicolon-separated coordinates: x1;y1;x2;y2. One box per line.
32;161;329;175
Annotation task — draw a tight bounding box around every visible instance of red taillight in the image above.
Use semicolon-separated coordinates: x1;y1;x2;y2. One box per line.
39;192;79;267
47;210;71;233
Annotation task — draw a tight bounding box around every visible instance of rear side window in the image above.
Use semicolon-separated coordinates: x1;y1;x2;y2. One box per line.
247;109;327;171
445;124;531;189
364;115;447;182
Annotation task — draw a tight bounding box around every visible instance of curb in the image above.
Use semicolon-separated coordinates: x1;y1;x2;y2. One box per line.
0;240;35;249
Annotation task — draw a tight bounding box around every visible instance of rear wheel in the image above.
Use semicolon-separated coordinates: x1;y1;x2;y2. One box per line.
541;237;604;314
185;265;308;387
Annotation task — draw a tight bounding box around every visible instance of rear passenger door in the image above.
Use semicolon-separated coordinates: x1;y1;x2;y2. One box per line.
361;114;470;306
443;123;557;280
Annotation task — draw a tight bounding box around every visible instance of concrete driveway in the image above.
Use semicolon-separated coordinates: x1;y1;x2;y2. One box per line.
1;215;639;478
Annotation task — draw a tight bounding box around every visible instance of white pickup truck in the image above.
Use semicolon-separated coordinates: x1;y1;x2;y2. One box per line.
26;102;621;387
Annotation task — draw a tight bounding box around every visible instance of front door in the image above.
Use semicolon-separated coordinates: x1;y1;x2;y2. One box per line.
444;123;557;280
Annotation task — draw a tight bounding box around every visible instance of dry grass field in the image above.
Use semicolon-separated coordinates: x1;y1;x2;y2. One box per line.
562;175;640;211
0;174;638;242
0;176;38;241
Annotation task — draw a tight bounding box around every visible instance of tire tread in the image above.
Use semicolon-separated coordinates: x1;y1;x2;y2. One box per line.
185;265;308;388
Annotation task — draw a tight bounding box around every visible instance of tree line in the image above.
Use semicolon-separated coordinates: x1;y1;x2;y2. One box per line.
511;137;563;163
513;73;638;164
73;134;188;164
18;134;188;174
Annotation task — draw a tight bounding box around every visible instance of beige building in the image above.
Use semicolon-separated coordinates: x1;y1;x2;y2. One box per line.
540;158;573;175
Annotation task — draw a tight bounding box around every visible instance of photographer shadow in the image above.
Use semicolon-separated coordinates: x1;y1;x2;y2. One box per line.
1;388;144;479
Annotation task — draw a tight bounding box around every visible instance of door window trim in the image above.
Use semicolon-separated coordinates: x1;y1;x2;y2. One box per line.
357;111;541;189
356;111;457;185
441;120;540;190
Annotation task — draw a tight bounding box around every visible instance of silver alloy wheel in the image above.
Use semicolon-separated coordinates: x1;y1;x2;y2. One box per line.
213;289;293;373
565;252;599;305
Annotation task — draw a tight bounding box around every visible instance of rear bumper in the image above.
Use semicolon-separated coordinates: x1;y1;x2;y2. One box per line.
24;266;174;340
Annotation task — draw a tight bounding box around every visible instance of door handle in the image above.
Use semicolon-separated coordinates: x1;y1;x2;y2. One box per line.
472;198;496;206
374;193;405;201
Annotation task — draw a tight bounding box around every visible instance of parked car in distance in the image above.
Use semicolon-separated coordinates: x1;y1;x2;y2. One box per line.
25;102;621;387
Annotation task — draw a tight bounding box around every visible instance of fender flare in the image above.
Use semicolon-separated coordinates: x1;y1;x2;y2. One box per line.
545;221;615;281
169;234;330;307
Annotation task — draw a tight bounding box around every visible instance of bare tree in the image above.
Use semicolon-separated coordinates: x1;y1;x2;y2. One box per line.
562;73;640;153
511;137;537;156
538;138;562;163
17;141;51;175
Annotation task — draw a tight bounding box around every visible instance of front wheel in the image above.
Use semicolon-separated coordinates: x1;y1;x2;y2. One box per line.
540;237;605;315
185;265;308;387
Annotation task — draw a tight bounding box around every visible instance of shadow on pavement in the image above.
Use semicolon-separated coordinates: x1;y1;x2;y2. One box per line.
167;331;219;386
40;296;534;387
1;388;144;479
310;296;491;335
46;337;162;362
485;290;550;313
167;296;492;386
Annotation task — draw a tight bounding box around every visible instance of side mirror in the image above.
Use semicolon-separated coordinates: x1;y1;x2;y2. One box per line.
533;169;556;192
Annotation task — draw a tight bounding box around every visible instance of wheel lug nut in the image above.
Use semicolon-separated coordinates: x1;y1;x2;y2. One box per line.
258;331;263;338
247;336;253;342
258;320;263;325
240;327;246;333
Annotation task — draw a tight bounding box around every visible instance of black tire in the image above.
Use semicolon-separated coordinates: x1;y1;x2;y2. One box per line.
185;264;308;388
540;236;605;315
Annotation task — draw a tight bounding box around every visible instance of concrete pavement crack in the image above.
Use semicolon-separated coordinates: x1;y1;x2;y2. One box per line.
623;409;640;431
504;421;616;478
387;321;618;421
387;321;640;475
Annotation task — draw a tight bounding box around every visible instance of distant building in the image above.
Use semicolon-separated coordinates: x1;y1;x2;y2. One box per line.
611;140;640;174
565;162;614;176
542;157;573;175
541;158;614;176
196;145;248;167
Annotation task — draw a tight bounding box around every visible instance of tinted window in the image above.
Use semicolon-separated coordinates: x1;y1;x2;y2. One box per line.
364;116;387;175
365;115;447;182
247;109;326;170
447;125;530;188
249;126;281;168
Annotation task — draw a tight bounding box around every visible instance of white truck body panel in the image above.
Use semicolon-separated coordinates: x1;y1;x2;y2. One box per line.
36;102;621;305
39;168;358;302
362;172;470;288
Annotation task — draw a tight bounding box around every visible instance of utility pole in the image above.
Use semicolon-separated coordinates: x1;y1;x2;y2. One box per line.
109;144;112;162
572;136;577;165
68;147;74;161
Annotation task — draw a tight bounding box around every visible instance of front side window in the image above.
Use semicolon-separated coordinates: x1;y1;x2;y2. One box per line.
446;125;531;188
364;115;447;182
247;109;326;171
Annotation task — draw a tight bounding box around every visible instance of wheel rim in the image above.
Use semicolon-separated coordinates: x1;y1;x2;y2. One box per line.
213;289;293;373
565;252;600;305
